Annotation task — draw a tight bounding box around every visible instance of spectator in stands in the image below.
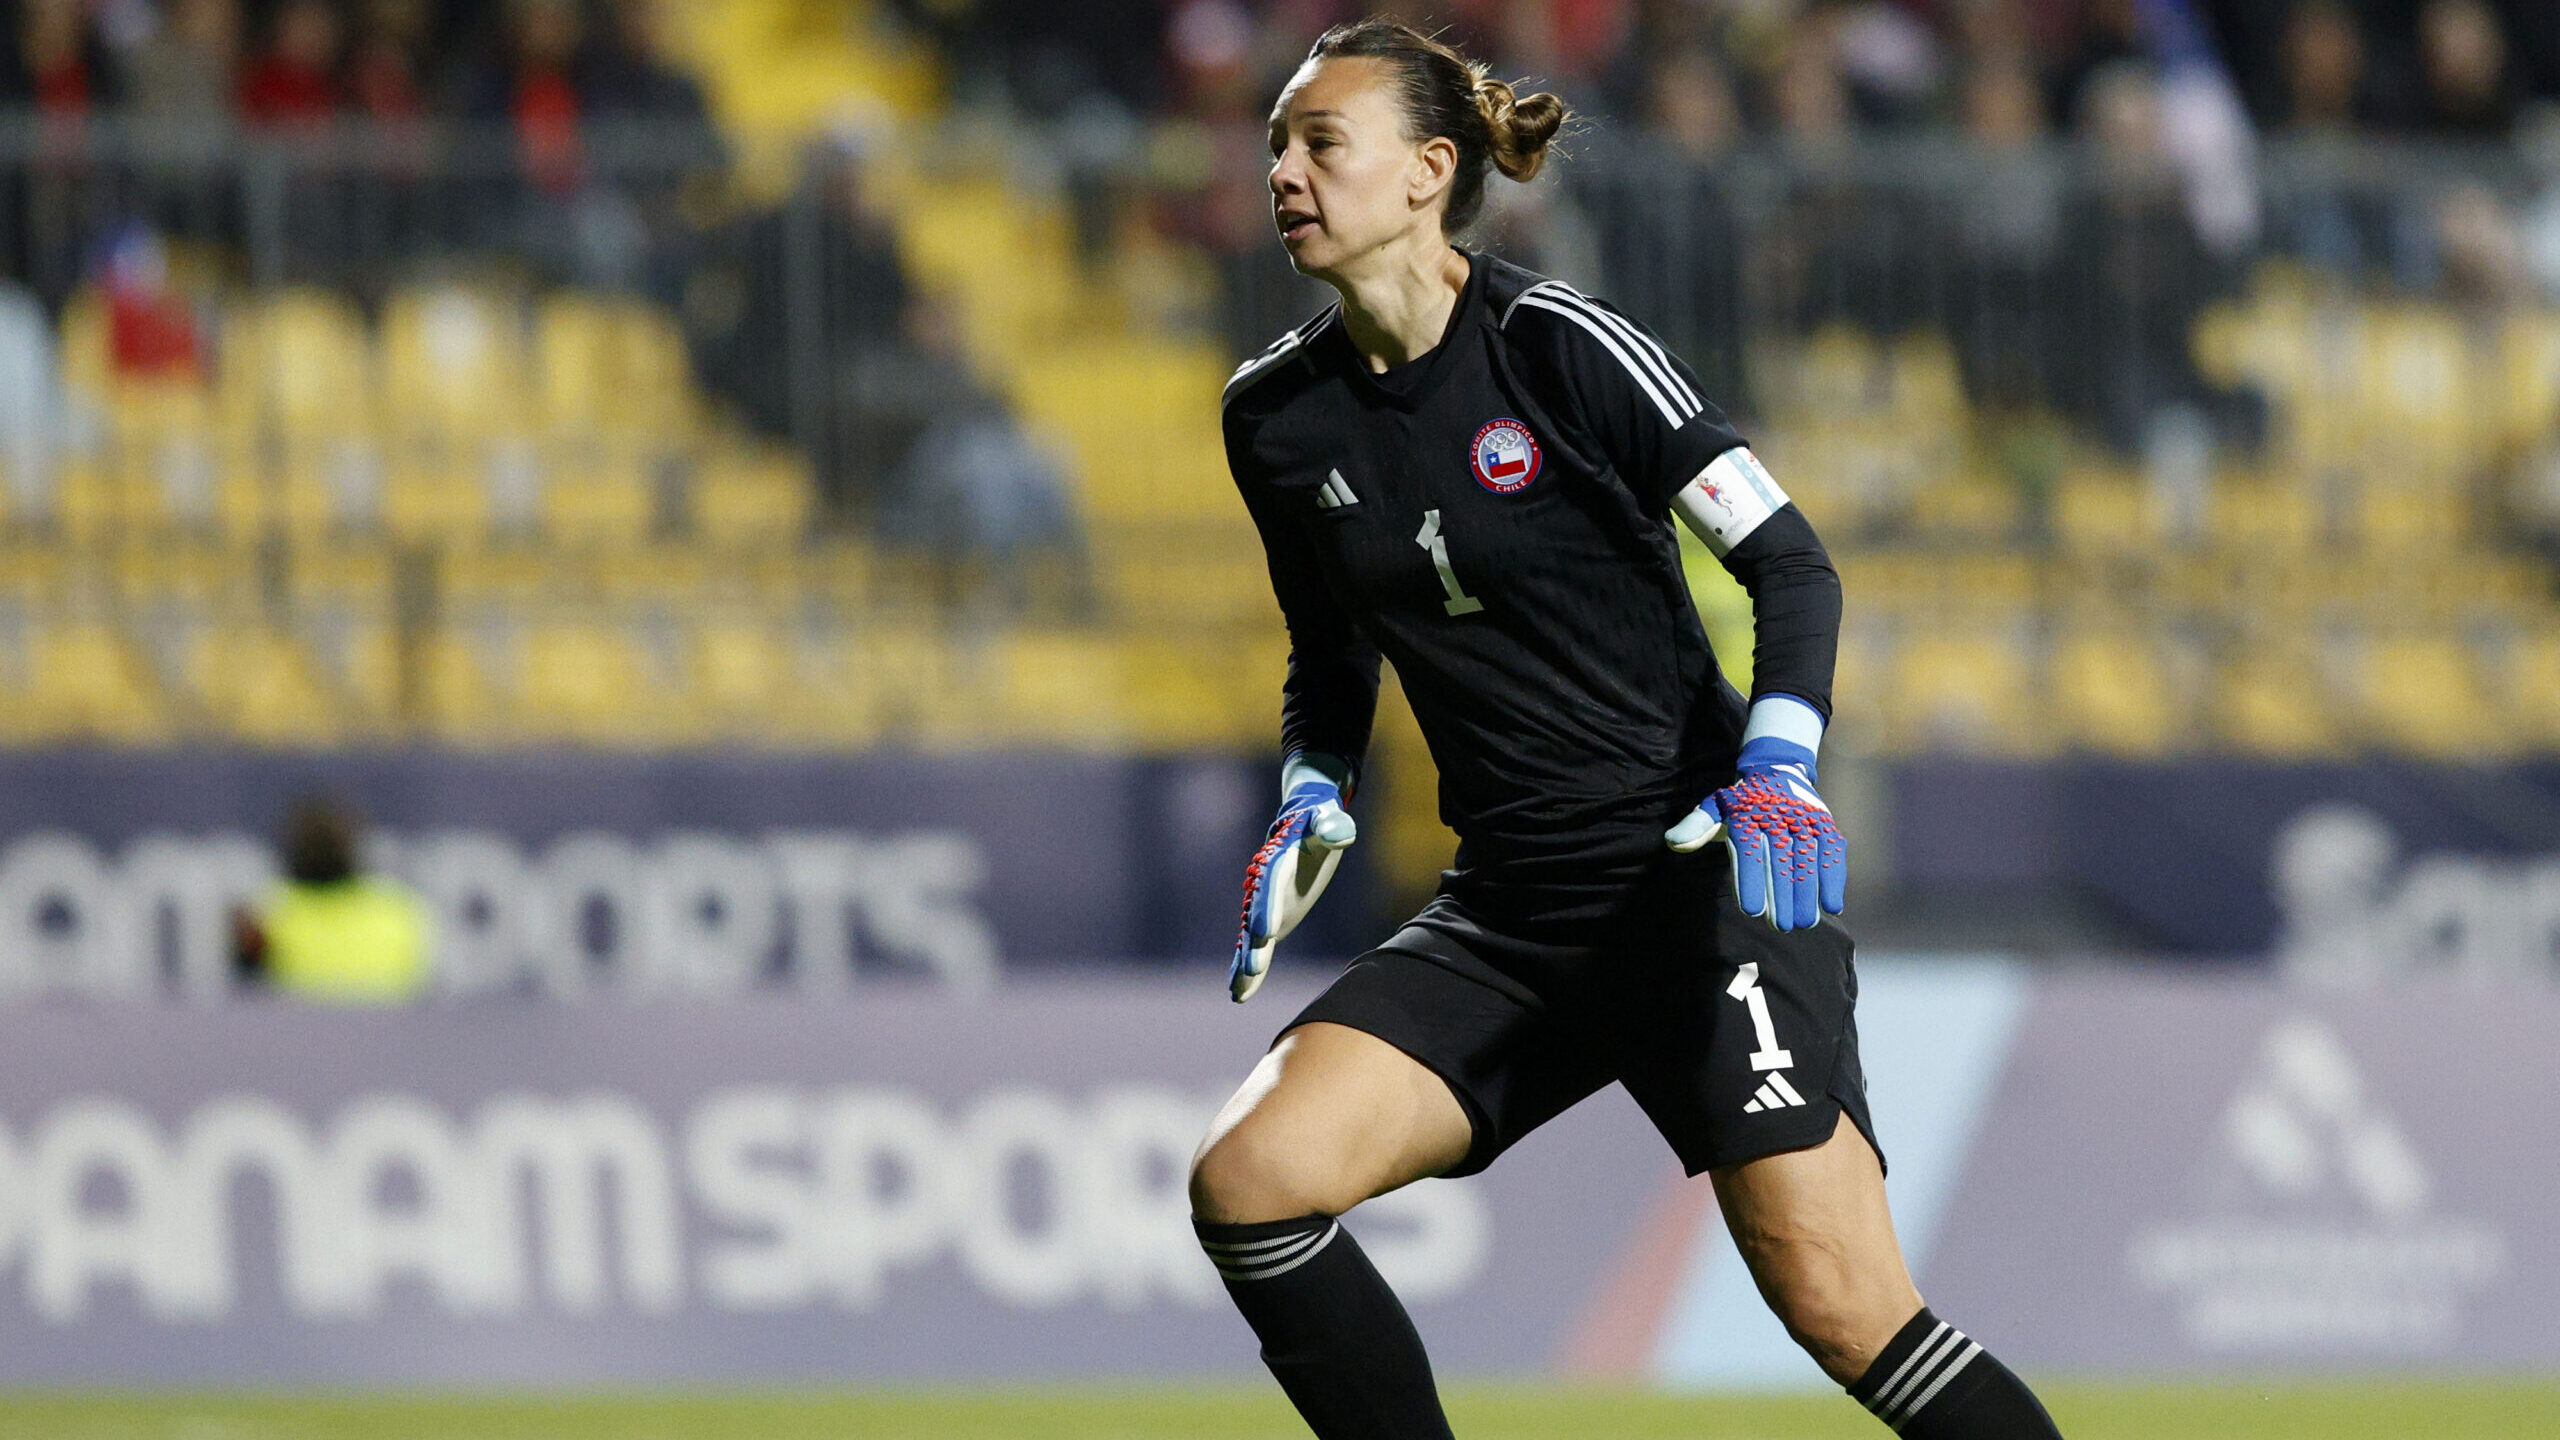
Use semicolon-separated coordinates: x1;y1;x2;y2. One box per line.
580;0;710;126
2433;181;2530;310
240;0;345;128
2273;1;2395;277
2416;0;2516;138
2521;107;2560;303
345;0;433;122
233;795;432;1005
578;0;724;276
882;294;1080;597
0;0;118;117
2048;61;2256;457
454;0;587;196
2281;0;2367;134
97;223;203;379
1602;43;1748;407
1773;20;1851;145
1833;0;1944;128
126;0;240;126
2045;0;2144;131
1949;49;2063;413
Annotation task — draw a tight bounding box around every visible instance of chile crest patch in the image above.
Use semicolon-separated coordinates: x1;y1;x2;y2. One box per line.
1469;417;1543;494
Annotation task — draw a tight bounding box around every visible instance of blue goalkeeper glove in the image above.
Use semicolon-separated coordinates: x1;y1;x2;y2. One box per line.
1665;696;1844;931
1231;751;1357;1002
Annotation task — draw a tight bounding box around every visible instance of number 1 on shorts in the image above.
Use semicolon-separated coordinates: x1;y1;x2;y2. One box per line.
1727;962;1794;1071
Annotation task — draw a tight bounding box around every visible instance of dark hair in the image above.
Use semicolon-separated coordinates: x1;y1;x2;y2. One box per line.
281;794;360;885
1304;18;1569;233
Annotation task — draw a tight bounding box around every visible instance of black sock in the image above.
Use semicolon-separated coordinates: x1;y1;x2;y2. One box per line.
1195;1214;1453;1440
1848;1308;2064;1438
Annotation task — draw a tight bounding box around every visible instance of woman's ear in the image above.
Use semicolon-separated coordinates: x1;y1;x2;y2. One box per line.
1409;133;1459;213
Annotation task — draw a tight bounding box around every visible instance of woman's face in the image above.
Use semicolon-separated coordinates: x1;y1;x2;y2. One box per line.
1267;56;1453;278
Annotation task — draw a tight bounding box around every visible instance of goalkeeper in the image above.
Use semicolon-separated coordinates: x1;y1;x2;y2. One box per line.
1194;18;2064;1440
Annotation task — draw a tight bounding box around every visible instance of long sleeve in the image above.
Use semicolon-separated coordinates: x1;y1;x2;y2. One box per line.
1230;433;1382;793
1717;503;1841;720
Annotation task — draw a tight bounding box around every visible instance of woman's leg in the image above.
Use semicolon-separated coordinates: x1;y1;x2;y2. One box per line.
1190;1021;1475;1440
1715;1113;2065;1437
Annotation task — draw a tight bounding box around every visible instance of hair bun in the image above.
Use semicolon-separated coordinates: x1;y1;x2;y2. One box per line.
1473;72;1566;181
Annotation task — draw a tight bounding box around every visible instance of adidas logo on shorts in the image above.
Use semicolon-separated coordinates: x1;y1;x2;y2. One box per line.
1742;1070;1808;1114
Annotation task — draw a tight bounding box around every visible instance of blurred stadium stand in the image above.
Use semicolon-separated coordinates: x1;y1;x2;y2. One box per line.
0;1;2555;945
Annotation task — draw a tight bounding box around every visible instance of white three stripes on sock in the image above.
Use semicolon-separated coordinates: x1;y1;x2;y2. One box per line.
1201;1221;1341;1282
1865;1322;1985;1431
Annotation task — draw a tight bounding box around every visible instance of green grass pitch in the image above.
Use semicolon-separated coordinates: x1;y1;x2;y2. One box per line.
5;1381;2555;1439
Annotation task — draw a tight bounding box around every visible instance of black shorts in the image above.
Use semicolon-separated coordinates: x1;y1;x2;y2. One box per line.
1286;845;1878;1178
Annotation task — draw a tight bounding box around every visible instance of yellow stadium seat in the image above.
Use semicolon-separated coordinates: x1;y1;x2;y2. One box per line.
763;622;886;746
289;545;401;724
380;285;527;442
514;619;673;744
534;292;698;441
541;445;657;547
2207;484;2318;556
185;625;340;745
693;446;813;548
1891;629;2039;753
381;444;497;545
694;615;786;724
2050;630;2179;756
2351;483;2469;556
23;619;167;742
1120;633;1256;747
2050;474;2164;556
417;627;502;741
978;630;1129;745
1908;480;2020;544
2509;633;2560;748
2355;635;2496;758
2213;654;2342;756
231;289;377;441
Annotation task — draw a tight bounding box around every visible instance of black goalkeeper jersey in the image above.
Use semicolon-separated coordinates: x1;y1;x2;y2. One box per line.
1223;250;1839;931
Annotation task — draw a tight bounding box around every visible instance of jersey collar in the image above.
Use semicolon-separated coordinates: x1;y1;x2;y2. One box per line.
1334;247;1484;412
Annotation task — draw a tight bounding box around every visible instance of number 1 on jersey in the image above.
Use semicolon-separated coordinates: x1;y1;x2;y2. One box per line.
1415;508;1484;616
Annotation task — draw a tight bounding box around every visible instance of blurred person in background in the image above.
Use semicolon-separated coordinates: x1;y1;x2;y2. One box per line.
579;0;711;128
2269;1;2395;278
2415;0;2515;138
239;0;344;128
2280;0;2369;135
0;0;118;119
455;0;587;196
126;0;239;125
1949;44;2064;415
1600;42;1748;408
233;795;432;1004
1;0;116;304
97;222;202;379
124;0;241;248
692;130;917;508
2047;60;2252;458
1201;19;2065;1440
346;0;433;121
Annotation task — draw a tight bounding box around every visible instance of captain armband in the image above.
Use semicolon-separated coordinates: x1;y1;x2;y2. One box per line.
1671;447;1791;557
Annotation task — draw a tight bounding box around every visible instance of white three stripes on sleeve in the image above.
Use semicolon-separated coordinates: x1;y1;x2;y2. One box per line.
1863;1322;1986;1432
1504;282;1702;429
1199;1221;1341;1282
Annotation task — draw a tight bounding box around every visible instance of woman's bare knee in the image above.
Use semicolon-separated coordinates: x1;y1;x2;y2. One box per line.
1189;1124;1364;1223
1188;1023;1473;1226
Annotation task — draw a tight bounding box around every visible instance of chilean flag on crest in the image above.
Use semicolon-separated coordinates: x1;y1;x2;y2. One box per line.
1471;417;1543;494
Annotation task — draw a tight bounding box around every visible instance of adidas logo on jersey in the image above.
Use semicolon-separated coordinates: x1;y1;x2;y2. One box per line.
1743;1070;1808;1114
1313;469;1359;510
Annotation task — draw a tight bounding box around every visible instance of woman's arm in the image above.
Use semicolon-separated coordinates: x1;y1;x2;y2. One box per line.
1676;450;1841;724
1230;431;1383;794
